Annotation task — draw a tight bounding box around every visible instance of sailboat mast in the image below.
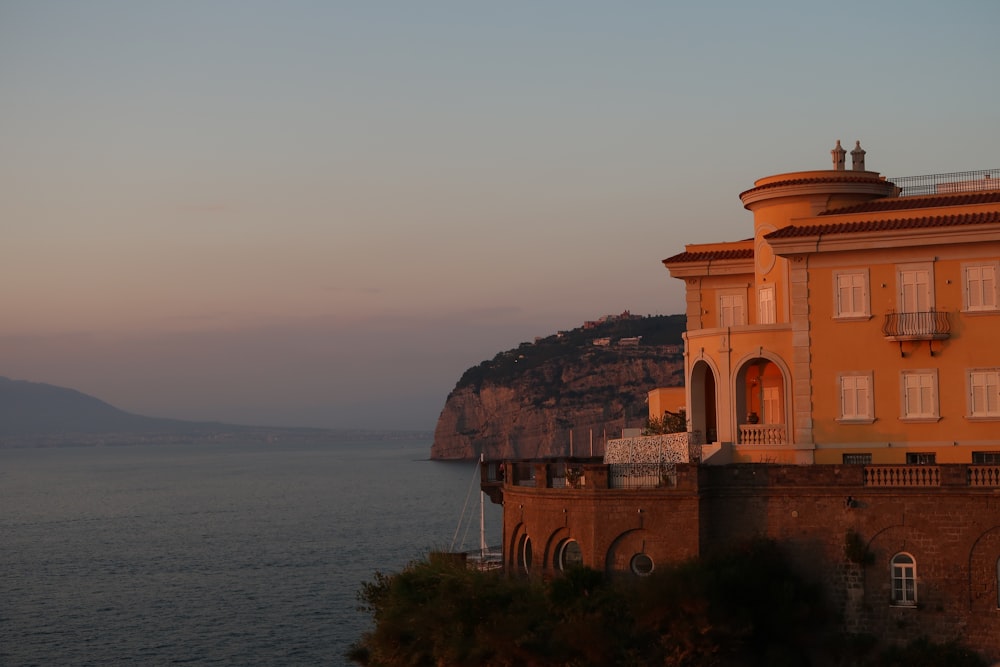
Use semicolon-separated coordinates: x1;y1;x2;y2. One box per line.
479;453;487;554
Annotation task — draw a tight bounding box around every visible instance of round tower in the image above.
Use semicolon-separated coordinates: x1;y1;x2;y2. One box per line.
739;141;897;280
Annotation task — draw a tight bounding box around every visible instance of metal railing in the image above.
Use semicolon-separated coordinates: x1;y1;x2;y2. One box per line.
512;462;536;487
738;424;787;445
882;311;950;339
482;460;505;483
889;169;1000;197
864;465;941;487
608;462;677;489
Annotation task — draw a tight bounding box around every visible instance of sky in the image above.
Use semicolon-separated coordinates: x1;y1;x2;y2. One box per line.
2;1;999;431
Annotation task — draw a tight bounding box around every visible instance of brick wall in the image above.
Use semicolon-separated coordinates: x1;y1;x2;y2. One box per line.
496;462;1000;660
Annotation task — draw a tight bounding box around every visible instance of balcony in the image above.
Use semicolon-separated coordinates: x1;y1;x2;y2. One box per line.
486;461;1000;497
738;424;787;445
882;311;950;355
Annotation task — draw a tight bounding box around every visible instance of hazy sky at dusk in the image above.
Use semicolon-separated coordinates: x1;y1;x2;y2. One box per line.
2;1;998;430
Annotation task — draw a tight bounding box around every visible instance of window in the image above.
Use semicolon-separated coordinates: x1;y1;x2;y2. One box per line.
834;270;870;319
719;292;746;327
762;386;782;425
901;370;939;421
963;262;999;312
843;453;872;465
897;263;934;313
906;453;937;465
758;285;776;324
517;535;533;574
972;451;1000;464
630;553;654;576
969;369;1000;418
891;553;917;606
838;372;874;423
555;540;583;571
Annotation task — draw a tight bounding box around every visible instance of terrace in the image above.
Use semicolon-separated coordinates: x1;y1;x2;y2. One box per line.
481;460;1000;502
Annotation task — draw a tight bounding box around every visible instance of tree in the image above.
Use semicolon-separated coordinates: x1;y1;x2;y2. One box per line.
643;409;687;435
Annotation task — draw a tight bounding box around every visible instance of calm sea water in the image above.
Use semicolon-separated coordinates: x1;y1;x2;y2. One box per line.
0;439;501;666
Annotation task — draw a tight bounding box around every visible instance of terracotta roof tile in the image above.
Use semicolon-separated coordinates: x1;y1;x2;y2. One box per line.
765;211;1000;240
819;190;1000;215
662;248;755;264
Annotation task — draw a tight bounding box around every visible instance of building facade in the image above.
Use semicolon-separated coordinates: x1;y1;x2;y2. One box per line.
663;144;1000;466
485;145;1000;660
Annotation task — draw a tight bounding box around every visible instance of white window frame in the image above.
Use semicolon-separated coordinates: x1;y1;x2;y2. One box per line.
718;290;747;328
832;269;870;320
837;372;875;423
891;553;917;607
962;262;999;313
900;369;940;422
758;285;776;324
967;368;1000;420
897;262;934;313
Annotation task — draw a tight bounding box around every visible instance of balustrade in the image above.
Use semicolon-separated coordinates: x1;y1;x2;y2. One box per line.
968;465;1000;487
864;465;941;487
738;424;786;445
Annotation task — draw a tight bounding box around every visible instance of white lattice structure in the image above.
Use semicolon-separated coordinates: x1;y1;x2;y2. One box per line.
604;432;701;465
602;432;702;488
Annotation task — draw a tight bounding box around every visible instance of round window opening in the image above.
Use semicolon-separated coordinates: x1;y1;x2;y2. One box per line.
557;540;583;571
630;553;654;576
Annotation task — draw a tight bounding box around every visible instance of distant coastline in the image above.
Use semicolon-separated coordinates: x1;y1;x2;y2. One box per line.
0;375;431;448
0;427;433;449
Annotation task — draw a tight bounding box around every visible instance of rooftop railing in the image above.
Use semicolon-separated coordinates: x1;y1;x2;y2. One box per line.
889;169;1000;197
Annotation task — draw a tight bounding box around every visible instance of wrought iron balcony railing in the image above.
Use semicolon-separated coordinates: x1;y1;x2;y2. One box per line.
882;311;950;340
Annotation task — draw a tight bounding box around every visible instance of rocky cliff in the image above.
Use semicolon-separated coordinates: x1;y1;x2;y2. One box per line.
431;314;685;460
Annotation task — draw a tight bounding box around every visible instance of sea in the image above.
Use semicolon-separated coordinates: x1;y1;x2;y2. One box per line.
0;438;502;666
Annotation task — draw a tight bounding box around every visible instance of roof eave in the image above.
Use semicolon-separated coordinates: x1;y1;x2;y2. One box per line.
664;258;755;278
768;224;1000;257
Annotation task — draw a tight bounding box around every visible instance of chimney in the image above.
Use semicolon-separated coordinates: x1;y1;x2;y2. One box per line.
831;140;846;170
851;140;866;171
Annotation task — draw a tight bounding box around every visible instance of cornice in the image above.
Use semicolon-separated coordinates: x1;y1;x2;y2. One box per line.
767;224;1000;256
740;178;896;209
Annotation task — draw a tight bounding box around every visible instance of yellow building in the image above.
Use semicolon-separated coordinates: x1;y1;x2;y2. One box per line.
663;142;1000;465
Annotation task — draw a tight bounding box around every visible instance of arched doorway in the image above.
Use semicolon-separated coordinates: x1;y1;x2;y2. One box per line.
689;360;718;443
735;358;786;445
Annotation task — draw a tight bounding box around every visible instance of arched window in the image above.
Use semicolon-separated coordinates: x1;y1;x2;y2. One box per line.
555;539;582;571
890;553;917;606
516;535;533;575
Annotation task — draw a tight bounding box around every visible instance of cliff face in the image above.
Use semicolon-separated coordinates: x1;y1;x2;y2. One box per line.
431;315;685;460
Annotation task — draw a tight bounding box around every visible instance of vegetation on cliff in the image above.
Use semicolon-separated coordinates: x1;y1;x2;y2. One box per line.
349;540;986;666
454;313;686;393
432;314;686;460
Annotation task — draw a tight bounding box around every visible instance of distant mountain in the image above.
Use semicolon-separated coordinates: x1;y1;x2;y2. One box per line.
0;376;221;437
0;376;429;447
